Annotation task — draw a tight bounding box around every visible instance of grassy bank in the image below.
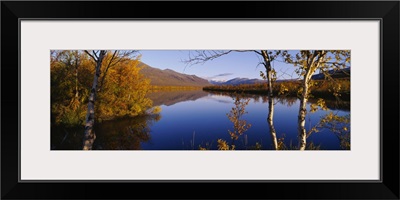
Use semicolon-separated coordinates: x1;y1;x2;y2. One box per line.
203;78;350;101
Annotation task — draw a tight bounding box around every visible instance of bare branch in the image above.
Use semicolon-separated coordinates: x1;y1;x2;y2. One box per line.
84;50;97;62
93;50;99;60
183;50;233;66
252;50;262;56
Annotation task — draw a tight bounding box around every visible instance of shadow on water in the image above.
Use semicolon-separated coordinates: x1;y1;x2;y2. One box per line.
51;114;161;150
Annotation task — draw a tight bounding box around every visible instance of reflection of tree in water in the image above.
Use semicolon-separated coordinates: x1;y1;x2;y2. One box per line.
93;114;161;150
318;113;350;150
310;98;350;111
275;96;297;107
51;114;161;150
206;90;349;111
206;91;350;150
51;125;85;150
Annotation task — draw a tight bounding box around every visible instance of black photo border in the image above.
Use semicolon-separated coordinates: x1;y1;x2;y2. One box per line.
1;1;399;199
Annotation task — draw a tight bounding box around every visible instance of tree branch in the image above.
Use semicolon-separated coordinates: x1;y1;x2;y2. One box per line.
93;50;99;60
84;50;97;62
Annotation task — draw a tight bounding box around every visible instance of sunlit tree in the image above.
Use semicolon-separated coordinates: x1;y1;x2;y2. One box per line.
283;50;350;150
184;50;281;149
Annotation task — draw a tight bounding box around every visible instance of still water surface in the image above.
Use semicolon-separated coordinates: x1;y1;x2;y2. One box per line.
51;90;350;150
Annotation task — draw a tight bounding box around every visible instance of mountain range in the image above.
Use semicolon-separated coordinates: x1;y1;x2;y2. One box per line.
212;67;351;85
311;67;350;80
138;62;210;87
138;61;350;87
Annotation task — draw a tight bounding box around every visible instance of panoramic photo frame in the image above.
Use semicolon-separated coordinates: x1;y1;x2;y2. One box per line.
24;21;372;181
2;1;399;200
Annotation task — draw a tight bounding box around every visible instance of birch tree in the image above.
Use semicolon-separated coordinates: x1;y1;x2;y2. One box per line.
82;50;106;150
283;50;350;150
260;50;279;150
185;50;280;150
82;50;137;150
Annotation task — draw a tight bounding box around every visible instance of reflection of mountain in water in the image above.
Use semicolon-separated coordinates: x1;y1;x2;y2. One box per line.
147;90;209;106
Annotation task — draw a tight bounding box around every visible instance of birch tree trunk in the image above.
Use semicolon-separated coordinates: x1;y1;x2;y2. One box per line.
298;78;309;150
297;50;324;150
83;51;106;150
261;50;278;150
267;78;278;150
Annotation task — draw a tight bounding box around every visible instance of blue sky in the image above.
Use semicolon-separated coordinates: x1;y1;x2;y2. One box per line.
139;50;297;81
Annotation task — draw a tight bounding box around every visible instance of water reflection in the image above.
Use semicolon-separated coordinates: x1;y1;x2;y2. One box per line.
51;125;83;150
51;90;350;150
146;90;208;106
207;90;349;111
51;114;161;150
93;114;161;150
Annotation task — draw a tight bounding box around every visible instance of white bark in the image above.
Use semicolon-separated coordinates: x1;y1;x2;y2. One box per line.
261;50;278;150
268;93;278;150
83;51;106;150
297;50;325;150
298;79;309;150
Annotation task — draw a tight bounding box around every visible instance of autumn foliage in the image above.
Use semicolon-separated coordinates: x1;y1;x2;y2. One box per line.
51;50;154;126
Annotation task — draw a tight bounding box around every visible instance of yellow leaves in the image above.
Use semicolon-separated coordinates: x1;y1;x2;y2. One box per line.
310;103;318;113
271;69;277;82
217;139;229;150
335;54;340;61
310;127;319;133
259;71;267;80
217;139;235;150
151;106;162;114
97;57;153;120
277;135;286;150
317;98;328;111
318;112;350;150
52;50;154;124
278;84;289;95
297;87;304;98
228;130;239;140
198;146;207;150
218;95;253;150
226;95;252;141
302;60;308;68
